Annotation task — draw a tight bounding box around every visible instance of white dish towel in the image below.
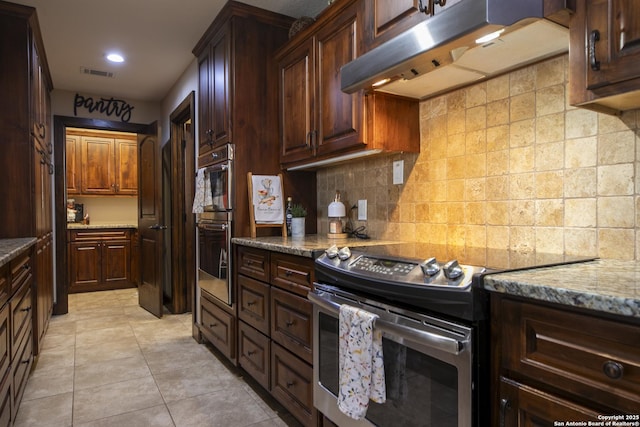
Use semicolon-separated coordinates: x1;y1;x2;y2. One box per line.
338;305;386;420
192;168;213;213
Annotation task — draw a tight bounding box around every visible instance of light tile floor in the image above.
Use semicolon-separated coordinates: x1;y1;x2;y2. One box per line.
15;288;302;427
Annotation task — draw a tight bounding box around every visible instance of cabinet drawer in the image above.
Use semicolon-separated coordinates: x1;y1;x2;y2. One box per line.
9;284;31;361
237;246;269;282
69;229;131;242
270;287;312;364
270;253;314;297
200;290;235;362
271;342;314;426
0;371;10;427
0;307;8;381
11;324;32;411
238;321;270;390
501;298;640;412
237;275;270;335
9;253;31;297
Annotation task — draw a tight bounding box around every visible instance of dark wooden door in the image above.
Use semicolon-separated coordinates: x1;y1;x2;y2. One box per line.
137;123;164;317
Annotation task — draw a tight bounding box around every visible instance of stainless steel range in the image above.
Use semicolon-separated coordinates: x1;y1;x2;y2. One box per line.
310;244;594;427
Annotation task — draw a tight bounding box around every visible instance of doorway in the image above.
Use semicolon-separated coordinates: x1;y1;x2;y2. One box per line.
52;93;196;316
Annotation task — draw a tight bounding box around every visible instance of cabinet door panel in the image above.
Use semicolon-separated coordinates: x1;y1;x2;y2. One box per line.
586;0;640;89
279;38;315;164
68;242;101;290
211;25;231;146
115;139;138;194
66;135;81;195
315;5;363;157
102;240;131;284
198;52;213;156
498;377;600;426
81;136;115;194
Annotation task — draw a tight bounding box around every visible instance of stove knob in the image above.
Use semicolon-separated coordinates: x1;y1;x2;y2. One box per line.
337;246;352;261
420;257;440;277
443;260;463;280
325;244;339;259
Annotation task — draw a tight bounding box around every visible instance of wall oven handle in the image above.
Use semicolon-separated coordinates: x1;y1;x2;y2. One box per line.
198;222;228;231
308;291;464;355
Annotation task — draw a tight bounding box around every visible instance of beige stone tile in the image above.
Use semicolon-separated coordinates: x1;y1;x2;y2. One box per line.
487;226;510;249
154;363;243;404
486;176;509;200
447;202;465;224
487;99;510;127
168;387;273;427
536;56;565;88
75;314;132;332
75;335;142;365
74;404;176;427
536;142;564;172
536;113;565;144
487;201;510;225
22;366;74;401
75;325;135;348
447;109;466;135
510;200;535;226
565;229;597;257
509;146;535;174
74;355;151;391
535;171;564;198
565;198;597;227
510;119;535;148
564;168;597;198
487;73;510;101
487;125;510;151
598;229;635;260
73;376;164;424
45;319;77;337
597;164;634;196
535;199;564;227
31;342;75;375
535;227;564;254
466;83;487;108
13;392;73;427
39;331;75;352
510;92;535;122
466;129;486;154
566;108;598;139
565;137;597;168
466;105;487;132
487;150;509;177
446;156;467;180
447;180;465;202
510;67;536;95
597;196;635;228
536;85;565;116
597;130;635;165
465;177;486;201
509;226;535;253
465;202;486;224
447;132;466;157
142;343;218;375
598;110;637;133
447;90;466;112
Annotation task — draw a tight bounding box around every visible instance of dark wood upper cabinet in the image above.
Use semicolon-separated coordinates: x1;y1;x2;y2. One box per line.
569;0;640;113
277;0;419;170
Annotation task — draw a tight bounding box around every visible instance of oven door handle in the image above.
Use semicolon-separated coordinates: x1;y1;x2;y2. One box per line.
308;291;464;355
198;222;228;231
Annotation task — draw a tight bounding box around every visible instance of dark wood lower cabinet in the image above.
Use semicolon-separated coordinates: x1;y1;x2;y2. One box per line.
67;228;135;293
199;289;236;364
492;295;640;425
238;321;270;390
271;342;315;426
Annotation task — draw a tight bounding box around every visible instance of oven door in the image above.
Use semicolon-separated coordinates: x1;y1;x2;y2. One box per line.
198;220;232;305
203;144;234;212
309;284;473;427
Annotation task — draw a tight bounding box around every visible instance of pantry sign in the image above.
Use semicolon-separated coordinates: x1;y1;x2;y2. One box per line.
73;93;135;123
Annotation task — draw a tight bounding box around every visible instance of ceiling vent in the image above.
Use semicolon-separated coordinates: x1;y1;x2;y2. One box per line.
80;67;115;78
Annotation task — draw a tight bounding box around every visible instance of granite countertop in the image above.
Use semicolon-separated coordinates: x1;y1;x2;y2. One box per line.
0;238;37;268
67;223;137;229
484;259;640;319
231;235;400;258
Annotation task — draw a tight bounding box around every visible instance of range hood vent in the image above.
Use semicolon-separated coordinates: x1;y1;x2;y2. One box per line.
341;0;569;100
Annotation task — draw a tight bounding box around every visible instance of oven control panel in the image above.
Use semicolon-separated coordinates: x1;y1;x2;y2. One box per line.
351;256;415;276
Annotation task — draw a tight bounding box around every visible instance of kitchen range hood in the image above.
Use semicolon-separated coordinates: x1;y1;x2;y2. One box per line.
341;0;569;99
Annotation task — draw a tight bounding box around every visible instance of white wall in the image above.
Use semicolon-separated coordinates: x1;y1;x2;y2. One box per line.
159;58;198;144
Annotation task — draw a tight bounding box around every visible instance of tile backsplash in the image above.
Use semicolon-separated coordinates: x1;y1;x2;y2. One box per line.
316;54;640;261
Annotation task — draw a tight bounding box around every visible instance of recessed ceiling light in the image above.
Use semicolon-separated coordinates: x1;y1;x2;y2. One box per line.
106;53;124;63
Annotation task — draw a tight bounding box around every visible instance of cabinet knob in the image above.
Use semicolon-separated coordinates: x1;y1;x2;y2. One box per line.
247;350;256;356
603;360;624;380
246;300;256;306
285;320;295;327
286;381;295;388
284;269;293;277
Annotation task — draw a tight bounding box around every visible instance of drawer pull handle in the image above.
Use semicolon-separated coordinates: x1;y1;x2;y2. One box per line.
285;320;295;327
589;29;601;71
499;398;511;427
285;270;293;277
21;359;30;365
23;264;30;270
209;323;218;328
286;381;295;388
247;350;256;356
246;301;256;306
603;360;624;380
21;306;32;313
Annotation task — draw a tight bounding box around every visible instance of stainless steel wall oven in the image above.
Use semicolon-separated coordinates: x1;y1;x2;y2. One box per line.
197;144;234;305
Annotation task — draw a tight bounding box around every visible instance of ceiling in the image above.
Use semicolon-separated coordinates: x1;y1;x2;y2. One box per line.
13;0;328;102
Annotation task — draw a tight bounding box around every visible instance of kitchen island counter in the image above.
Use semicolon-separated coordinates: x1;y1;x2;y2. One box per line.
484;259;640;319
231;235;399;258
0;237;36;268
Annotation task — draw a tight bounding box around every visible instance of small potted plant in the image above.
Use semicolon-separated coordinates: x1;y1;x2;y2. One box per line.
290;203;307;237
